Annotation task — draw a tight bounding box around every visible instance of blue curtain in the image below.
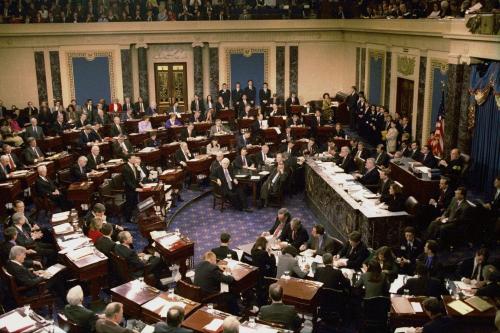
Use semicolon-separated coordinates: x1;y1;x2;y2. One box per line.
470;62;500;198
230;53;264;105
72;57;111;104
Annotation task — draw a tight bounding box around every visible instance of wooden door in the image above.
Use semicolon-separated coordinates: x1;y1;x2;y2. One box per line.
154;63;188;112
396;77;414;120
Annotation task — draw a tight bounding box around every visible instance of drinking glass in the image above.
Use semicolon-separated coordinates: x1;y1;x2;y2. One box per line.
249;316;256;327
207;303;214;314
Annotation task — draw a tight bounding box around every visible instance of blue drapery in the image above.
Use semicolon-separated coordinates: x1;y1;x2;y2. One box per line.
470;62;500;198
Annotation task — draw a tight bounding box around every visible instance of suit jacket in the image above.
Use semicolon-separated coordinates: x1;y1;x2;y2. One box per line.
422;316;455;333
374;151;390;167
25;125;45;140
409;149;423;162
112;140;133;159
35;176;57;197
64;304;98;332
94;236;116;257
314;265;350;290
232;155;253;170
109;123;127;137
86;154;104;170
4;153;23;170
457;257;486;281
218;89;231;106
236;135;251;150
311;116;327;128
387;193;406;212
286;118;303;127
214;166;238;195
338;242;370;270
231;89;244;107
75;119;89;128
79;131;94;147
5;260;43;289
180;128;198;141
70;164;89;182
397;276;443;297
22;146;44;165
307;234;335;255
359;168;380;186
417;254;443;279
475;282;500;297
252;151;269;168
436;186;454;211
397;238;424;264
276;254;307;279
190;99;205;114
259;88;271;105
122;163;140;193
0;165;9;181
153;322;192;333
259;302;302;331
443;198;471;224
336;155;356;173
114;243;144;273
421;153;438;169
244;86;256;104
51;121;68;136
251;248;276;278
211;245;238;261
378;179;393;203
353;149;370;161
95;319;135;333
285;97;300;112
193;260;234;295
283;226;309;251
209;124;229;137
175;149;193;166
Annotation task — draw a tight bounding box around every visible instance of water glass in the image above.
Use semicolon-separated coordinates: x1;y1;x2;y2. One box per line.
403;289;410;298
207;303;214;313
249;316;256;327
226;253;232;261
168;288;175;299
284;271;290;279
174;228;180;236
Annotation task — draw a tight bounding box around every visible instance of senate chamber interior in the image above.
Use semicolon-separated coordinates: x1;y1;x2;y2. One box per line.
0;2;499;333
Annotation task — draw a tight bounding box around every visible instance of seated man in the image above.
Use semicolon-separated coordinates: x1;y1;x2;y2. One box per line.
144;131;161;148
281;218;308;251
334;231;370;270
438;148;464;187
79;125;100;148
236;131;252;150
211;232;238;261
252;144;271;169
194;251;234;296
64;285;101;332
87;145;105;171
0;227;41;268
222;316;239;333
153;306;192;333
209;118;230;137
259;283;302;331
263;208;292;240
70;156;90;182
314;253;350;290
175;142;193;168
232;147;255;170
109;115;127;137
334;146;356;173
214;158;251;212
457;248;489;284
35;165;69;209
416;240;443;279
259;161;287;207
276;245;309;279
112;135;133;159
420;297;455;332
209;152;224;181
22;137;45;165
397;263;443;298
474;265;500;297
2;143;24;170
374;144;390;167
94;223;116;256
96;302;138;333
300;224;335;256
377;168;393;203
180;122;198;141
396;226;424;275
25;117;45;141
421;144;438;168
354;158;380;186
114;231;162;286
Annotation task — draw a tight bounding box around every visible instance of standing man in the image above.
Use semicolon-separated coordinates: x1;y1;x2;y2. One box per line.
218;83;231;107
244;80;256;106
259;82;272;109
122;155;141;223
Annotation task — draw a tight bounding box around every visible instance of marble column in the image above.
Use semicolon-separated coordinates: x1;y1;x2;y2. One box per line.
445;63;467;155
289;46;298;95
34;51;47;104
121;48;133;99
276;46;285;99
416;56;427;142
209;47;219;97
457;65;472;154
137;46;149;100
193;44;203;96
384;51;392;107
360;48;366;92
49;51;62;102
202;45;210;99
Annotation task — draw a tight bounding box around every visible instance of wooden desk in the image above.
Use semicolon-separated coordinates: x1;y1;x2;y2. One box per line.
150;115;168;128
48;152;75;170
390;158;440;204
334;138;351;148
9;170;37;190
88;170;110;189
261;128;280;145
0;307;57;333
290;126;310;139
181;306;232;333
186;138;210;152
389;296;429;330
0;180;22;214
67;182;94;208
38;136;64;152
218;260;258;294
277;276;323;316
154;234;194;278
160;142;180;166
125;119;141;133
217;109;236;123
61;130;81;147
136;148;162;166
141;292;201;324
237;118;254;130
211;133;234;148
234;169;267;208
167;126;187;141
316;125;336;142
442;295;497;333
159;168;185;190
62;247;108;303
102;161;125;174
268;116;286;129
128;132;149;146
111;280;161;318
185;154;214;182
193;122;212;135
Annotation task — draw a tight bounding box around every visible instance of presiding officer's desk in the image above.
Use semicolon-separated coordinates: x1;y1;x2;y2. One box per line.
305;159;408;248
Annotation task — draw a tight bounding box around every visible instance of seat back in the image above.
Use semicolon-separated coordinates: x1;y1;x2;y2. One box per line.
57;313;81;333
404;196;420;216
255;319;286;330
211;180;224;198
362;296;390;329
109;252;133;283
319;288;346;320
175;279;203;303
0;267;23;305
57;168;72;188
110;173;124;191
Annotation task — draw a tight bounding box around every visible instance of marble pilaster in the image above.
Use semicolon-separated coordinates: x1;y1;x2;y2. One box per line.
209;47;219;97
416;56;426;142
137;47;149;100
34;51;47;104
445;64;466;155
360;48;366;93
457;65;472;154
355;47;360;90
385;51;391;107
193;45;203;96
276;46;285;99
289;46;298;95
49;51;62;102
121;48;133;99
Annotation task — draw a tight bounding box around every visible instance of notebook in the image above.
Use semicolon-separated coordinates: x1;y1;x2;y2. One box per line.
464;296;493;312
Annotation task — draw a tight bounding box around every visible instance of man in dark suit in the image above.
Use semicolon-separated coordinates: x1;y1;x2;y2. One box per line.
395;226;424;275
96;302;136;333
218;83;231;106
79;125;97;148
457;248;489;282
259;82;271;109
335;146;356;173
153;306;192;333
397;263;444;298
285;93;300;115
112;135;133;159
215;96;227;114
22;137;44;165
144;132;161;148
420;297;455;332
438;148;465;187
211;233;238;261
286;113;302;127
92;107;109;126
2;144;23;170
19;101;38;126
416;240;442;279
135;97;147;115
75;113;90;128
310;109;326;130
259;283;302;331
260;162;288;208
86;145;105;170
355;158;380;186
300;224;335;256
190;94;205;115
244;80;256;105
51;113;68;136
35;165;69;209
122;97;136;118
231;82;244;109
214;158;251;212
180;122;198;141
70;156;90;182
0;227;41;267
404;141;423;161
252;144;271;169
427;177;455;218
25;117;45;141
175;142;193;168
421;145;438;168
346;86;359;130
122;155;141;223
335;231;370;270
374;144;390;167
314;253;350;290
0;155;13;181
475;265;500;297
94;223;116;256
378;168;393;203
281;218;308;251
109;116;127;137
64;285;100;332
232;147;255;170
236;131;252;151
194;251;234;295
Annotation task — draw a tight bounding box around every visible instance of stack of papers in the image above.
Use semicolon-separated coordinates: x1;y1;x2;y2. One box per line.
53;223;74;234
139;147;156;153
392;297;414;314
150;231;168;239
157;234;181;248
58;237;89;253
43;263;66;279
203;318;223;333
67;246;94;261
464;296;494;312
447;300;474;315
0;311;36;332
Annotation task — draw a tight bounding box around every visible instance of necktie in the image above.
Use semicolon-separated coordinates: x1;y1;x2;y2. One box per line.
376;154;380;163
471;264;479;280
122;142;128;153
8;154;15;169
273;223;283;238
318;237;323;250
259;121;262;128
224;168;232;190
33;126;37;134
34;147;40;158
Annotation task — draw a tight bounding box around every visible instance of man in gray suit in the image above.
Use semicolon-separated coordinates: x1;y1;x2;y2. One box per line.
276;245;309;278
96;302;138;333
259;283;302;331
300;224;335;256
24;117;45;141
153;306;192;333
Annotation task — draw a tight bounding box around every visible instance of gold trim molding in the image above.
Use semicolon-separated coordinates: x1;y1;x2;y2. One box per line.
397;55;416;76
66;51;116;101
225;48;269;87
368;49;385;61
426;58;449;130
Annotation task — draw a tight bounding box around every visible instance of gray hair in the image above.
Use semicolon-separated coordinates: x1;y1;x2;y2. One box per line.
11;212;25;225
37;165;47;173
278;208;289;215
9;245;26;260
78;156;88;164
0;155;8;163
222;316;239;333
291;217;301;228
66;285;84;306
104;302;123;318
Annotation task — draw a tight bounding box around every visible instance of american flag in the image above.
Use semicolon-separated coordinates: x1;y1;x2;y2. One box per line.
433;90;446;157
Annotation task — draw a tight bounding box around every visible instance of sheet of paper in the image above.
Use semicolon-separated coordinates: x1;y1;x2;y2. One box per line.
394;328;416;333
411;302;423;312
58;237;89;253
250;176;260;180
258;171;270;176
220;282;229;293
157;234;180;248
464;296;494;312
447;300;474;315
53;223;73;234
0;312;36;332
44;263;66;278
203;318;224;332
141;325;155;333
150;230;168;240
67;246;94;261
235;249;244;261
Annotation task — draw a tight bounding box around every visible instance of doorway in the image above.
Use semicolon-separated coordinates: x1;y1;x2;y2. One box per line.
154;63;187;112
396;77;414;120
